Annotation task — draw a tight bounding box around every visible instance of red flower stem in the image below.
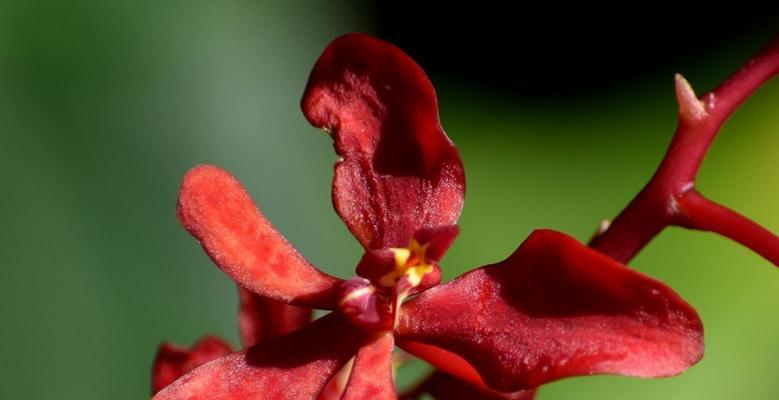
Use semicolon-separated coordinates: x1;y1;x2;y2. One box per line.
589;35;779;265
676;190;779;266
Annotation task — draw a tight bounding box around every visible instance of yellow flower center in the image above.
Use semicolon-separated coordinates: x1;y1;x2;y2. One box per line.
379;238;433;289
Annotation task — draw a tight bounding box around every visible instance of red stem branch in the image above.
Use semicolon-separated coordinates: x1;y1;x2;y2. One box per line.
676;190;779;266
589;35;779;265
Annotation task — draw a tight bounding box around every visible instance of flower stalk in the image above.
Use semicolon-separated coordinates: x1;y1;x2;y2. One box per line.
590;35;779;264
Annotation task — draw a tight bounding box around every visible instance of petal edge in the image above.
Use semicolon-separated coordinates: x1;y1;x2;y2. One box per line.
397;229;704;391
154;314;363;400
302;33;465;249
177;165;342;309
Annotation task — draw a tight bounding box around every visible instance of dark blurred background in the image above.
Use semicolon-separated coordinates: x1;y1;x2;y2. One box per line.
376;3;779;95
0;1;777;399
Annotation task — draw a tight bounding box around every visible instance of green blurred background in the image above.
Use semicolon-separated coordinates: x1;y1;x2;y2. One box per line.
0;1;777;398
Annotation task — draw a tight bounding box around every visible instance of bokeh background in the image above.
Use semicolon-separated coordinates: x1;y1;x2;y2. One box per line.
1;1;777;399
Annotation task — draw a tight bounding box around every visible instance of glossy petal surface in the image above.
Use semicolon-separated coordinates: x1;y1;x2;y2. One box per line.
341;332;396;400
238;287;312;347
397;229;704;391
177;165;342;309
396;341;484;387
154;314;363;400
151;336;233;394
413;225;460;263
422;371;536;400
302;33;465;249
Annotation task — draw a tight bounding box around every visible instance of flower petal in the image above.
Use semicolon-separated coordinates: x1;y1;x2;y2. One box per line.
420;371;537;400
316;360;354;400
151;336;233;394
302;33;465;249
395;341;484;387
413;225;460;263
341;332;397;400
177;164;343;309
153;313;363;400
396;229;704;392
237;286;312;347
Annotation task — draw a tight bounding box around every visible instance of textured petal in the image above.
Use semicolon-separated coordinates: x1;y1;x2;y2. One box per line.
396;229;704;392
154;313;363;400
396;341;484;387
177;164;343;309
422;371;536;400
355;249;398;283
302;33;465;249
413;225;460;263
151;336;233;394
316;360;354;400
238;287;312;347
341;332;397;400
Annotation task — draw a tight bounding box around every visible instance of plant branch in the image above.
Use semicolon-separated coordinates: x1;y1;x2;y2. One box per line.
676;190;779;266
589;35;779;265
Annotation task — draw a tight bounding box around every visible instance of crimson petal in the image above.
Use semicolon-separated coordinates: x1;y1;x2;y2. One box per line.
153;314;363;400
316;362;353;400
396;229;704;392
341;332;397;400
421;371;536;400
413;225;460;263
237;287;312;347
302;33;465;250
177;165;343;309
151;336;233;394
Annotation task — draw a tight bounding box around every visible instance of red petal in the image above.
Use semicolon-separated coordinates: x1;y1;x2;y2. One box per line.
177;165;343;309
396;229;704;392
316;360;353;400
151;336;233;394
396;341;484;388
413;225;460;263
355;249;397;284
302;33;465;249
237;287;312;347
421;371;537;400
341;332;397;400
154;313;363;400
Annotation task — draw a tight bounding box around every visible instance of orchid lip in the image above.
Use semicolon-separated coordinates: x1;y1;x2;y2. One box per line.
338;236;442;331
336;277;393;331
355;226;459;297
380;239;434;289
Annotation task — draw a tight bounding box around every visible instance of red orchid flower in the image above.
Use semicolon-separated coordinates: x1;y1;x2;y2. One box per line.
152;34;703;399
